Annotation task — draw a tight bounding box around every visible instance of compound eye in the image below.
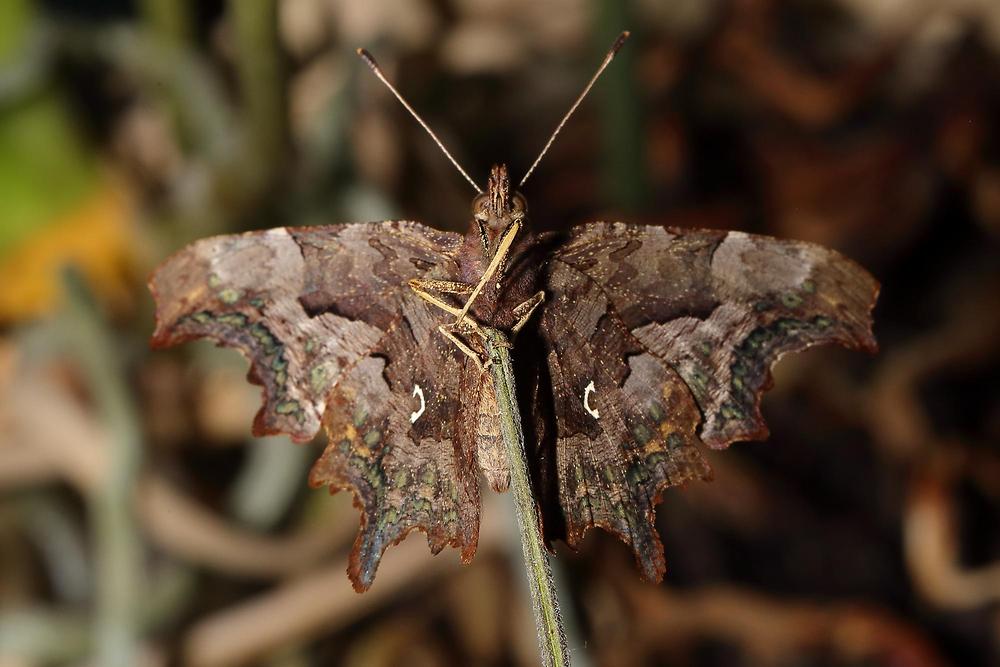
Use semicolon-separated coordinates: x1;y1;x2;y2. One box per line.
511;193;528;219
471;194;489;221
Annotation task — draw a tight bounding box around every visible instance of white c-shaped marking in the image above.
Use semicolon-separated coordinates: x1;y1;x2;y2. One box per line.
583;380;600;419
410;384;426;423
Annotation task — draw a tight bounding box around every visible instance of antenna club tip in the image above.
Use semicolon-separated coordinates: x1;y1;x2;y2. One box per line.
356;47;377;69
611;31;631;55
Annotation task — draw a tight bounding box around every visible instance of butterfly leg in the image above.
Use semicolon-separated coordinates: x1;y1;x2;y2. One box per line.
511;290;545;334
408;278;501;369
408;279;470;317
437;324;490;371
455;220;522;327
409;279;473;295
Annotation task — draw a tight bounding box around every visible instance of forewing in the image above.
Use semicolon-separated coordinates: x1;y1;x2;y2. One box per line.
150;221;479;590
150;221;462;441
553;223;878;448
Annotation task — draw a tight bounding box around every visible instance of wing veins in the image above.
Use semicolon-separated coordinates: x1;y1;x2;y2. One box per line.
544;304;665;545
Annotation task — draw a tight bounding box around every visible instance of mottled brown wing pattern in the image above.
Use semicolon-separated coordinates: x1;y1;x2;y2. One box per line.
150;221;480;590
553;224;879;448
308;296;480;591
291;223;463;330
536;259;713;581
538;223;877;581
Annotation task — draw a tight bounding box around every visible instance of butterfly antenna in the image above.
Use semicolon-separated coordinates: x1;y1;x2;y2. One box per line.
519;30;630;188
357;48;483;194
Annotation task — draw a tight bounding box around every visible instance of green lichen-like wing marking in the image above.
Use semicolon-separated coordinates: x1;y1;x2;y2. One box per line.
552;223;878;448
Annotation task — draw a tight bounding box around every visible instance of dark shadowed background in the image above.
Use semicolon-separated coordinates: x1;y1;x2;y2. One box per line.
1;1;999;666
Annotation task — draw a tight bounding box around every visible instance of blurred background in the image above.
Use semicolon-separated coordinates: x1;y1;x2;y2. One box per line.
1;0;999;665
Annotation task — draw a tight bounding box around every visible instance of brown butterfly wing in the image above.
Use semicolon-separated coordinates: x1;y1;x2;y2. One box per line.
150;222;479;591
528;234;713;581
535;223;878;581
308;295;480;591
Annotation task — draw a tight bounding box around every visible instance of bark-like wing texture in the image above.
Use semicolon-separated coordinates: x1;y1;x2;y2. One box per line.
150;222;478;590
308;296;479;590
552;223;879;446
532;245;714;582
536;223;877;581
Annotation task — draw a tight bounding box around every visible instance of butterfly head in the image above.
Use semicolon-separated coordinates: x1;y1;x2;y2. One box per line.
472;164;527;241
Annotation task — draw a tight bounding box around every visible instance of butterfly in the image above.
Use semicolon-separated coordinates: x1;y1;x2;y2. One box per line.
149;33;878;593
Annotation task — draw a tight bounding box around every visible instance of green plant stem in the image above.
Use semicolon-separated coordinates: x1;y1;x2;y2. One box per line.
231;0;287;187
62;270;143;667
140;0;190;44
484;327;569;667
595;1;647;212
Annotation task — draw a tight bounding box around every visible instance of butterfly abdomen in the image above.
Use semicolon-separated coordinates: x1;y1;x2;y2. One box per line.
475;372;510;492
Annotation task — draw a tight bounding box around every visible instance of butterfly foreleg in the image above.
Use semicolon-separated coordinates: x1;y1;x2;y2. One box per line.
511;290;545;334
437;324;490;371
409;278;474;295
408;279;470;317
455;220;522;327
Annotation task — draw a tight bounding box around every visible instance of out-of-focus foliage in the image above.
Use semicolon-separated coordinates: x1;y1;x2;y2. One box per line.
1;1;999;666
0;181;135;320
0;0;138;322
